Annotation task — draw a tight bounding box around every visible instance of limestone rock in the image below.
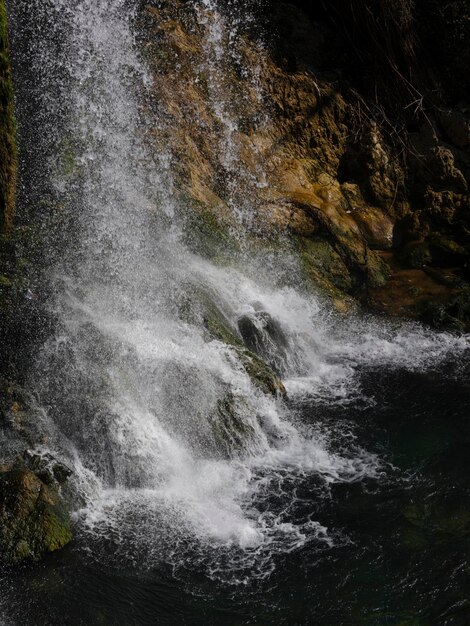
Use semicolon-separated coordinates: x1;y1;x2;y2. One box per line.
341;183;394;250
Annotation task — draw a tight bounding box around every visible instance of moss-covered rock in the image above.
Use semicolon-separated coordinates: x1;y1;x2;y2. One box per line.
419;288;470;332
235;348;286;398
297;236;352;293
0;469;72;564
179;282;287;396
211;391;256;455
428;234;468;268
180;196;240;262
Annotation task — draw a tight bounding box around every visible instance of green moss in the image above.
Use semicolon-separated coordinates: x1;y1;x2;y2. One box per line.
235;348;286;398
366;249;391;288
179;283;242;347
180;196;240;261
0;470;73;564
203;298;241;347
0;0;17;233
211;391;256;454
297;236;352;293
294;235;357;312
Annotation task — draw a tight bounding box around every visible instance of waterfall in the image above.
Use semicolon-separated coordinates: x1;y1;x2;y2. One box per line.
8;0;468;582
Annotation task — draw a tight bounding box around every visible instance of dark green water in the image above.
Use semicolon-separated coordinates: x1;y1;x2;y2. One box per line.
2;358;469;626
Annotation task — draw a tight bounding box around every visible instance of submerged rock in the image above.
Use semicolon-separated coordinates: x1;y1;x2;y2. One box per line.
0;468;72;564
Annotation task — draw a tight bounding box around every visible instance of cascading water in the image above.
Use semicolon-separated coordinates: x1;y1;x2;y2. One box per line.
7;0;469;588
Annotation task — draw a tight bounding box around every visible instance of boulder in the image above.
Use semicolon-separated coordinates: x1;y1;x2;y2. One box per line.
0;468;72;564
428;235;468;268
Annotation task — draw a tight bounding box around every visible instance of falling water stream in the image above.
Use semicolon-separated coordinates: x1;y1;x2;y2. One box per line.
2;1;469;624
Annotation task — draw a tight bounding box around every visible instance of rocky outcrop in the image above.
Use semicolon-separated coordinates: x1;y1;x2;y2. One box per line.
182;285;287;397
274;0;470;329
140;0;470;330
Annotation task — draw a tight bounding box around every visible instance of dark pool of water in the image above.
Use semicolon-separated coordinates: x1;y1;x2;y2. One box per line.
2;360;469;626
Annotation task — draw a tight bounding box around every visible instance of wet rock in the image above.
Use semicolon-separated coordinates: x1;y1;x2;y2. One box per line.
365;250;391;288
237;311;290;376
0;469;72;564
297;236;353;296
190;289;287;397
0;379;50;465
420;289;470;332
211;391;256;456
22;449;73;486
235;348;287;398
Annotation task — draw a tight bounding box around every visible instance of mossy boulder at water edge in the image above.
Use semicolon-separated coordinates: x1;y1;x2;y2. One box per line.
0;469;72;564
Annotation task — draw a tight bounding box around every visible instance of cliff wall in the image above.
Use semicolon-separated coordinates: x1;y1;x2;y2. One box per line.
138;0;470;329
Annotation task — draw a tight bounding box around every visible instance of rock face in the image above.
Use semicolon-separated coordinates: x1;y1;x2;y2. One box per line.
0;468;72;564
140;0;470;329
